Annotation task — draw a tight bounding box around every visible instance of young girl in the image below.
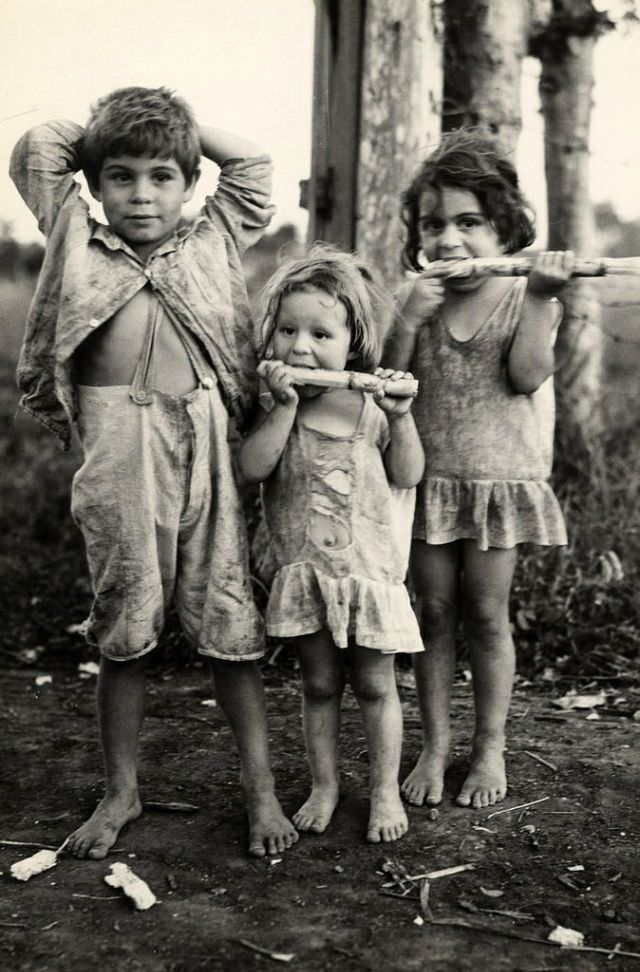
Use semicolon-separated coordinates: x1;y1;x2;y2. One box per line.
239;247;425;843
383;130;574;811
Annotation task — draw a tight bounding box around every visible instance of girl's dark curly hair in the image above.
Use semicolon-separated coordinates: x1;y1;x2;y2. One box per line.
401;129;536;271
81;86;200;189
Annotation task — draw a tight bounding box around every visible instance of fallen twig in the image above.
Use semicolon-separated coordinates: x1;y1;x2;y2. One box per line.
143;801;199;813
523;751;558;773
487;796;549;819
420;917;640;960
407;864;475;881
72;893;121;901
0;839;57;850
237;939;295;963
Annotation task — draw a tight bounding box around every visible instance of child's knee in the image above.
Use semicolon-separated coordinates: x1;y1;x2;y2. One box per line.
302;671;345;704
419;595;456;638
350;666;394;704
465;599;510;644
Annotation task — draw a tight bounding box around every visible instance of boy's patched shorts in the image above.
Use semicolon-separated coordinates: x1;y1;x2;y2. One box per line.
71;383;264;662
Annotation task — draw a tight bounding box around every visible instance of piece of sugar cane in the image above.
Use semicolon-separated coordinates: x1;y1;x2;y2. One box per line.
104;862;157;910
10;849;59;881
10;837;68;881
285;366;418;397
421;255;640;279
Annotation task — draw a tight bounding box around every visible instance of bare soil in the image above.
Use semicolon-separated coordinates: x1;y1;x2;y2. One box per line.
1;657;639;972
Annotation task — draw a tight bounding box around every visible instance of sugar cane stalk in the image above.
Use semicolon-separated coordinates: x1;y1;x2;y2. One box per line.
421;256;640;279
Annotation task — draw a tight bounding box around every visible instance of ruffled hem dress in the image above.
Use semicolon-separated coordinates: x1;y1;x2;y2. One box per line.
411;278;567;552
261;394;423;653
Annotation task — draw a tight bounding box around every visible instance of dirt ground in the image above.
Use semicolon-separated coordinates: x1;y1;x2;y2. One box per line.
1;654;639;972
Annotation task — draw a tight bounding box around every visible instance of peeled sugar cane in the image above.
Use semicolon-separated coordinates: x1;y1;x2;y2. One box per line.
259;363;418;398
421;255;640;279
10;838;69;881
105;861;157;910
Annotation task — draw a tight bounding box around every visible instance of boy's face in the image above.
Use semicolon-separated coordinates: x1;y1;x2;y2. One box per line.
92;155;197;261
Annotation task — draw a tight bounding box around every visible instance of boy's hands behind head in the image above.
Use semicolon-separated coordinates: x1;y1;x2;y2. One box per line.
373;368;418;420
527;250;575;299
400;277;445;330
258;360;299;407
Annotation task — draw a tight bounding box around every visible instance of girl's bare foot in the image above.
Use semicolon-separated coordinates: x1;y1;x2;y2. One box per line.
293;783;339;834
456;741;507;809
367;785;408;843
66;789;142;859
246;790;299;857
401;748;448;806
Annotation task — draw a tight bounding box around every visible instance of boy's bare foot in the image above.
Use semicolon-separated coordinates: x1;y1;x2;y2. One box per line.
367;786;408;843
66;789;142;859
401;748;448;806
247;790;299;857
293;783;339;834
456;742;507;809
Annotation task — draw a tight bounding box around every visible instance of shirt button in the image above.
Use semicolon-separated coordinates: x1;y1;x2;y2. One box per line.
201;377;214;389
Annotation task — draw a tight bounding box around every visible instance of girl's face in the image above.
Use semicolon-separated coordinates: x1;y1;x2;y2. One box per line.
418;187;503;292
272;287;353;374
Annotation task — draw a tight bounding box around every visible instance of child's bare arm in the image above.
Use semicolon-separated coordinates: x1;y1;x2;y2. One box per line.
383;411;425;488
373;369;425;487
383;277;444;372
508;251;574;394
198;125;268;165
237;361;298;484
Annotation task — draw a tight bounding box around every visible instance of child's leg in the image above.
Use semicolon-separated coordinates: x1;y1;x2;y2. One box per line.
457;542;518;809
402;541;460;806
294;630;346;833
350;646;408;842
67;655;147;859
209;658;299;856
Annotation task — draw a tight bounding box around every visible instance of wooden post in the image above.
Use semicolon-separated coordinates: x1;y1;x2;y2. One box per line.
304;0;366;250
303;0;443;288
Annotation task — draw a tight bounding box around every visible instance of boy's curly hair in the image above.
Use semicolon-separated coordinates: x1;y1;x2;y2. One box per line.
81;86;200;188
401;128;536;271
261;244;393;373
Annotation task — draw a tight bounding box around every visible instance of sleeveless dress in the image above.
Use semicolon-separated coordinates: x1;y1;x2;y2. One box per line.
411;278;567;551
261;394;423;653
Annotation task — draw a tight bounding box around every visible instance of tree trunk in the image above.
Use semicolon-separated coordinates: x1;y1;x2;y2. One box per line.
443;0;552;156
533;2;609;443
356;0;444;288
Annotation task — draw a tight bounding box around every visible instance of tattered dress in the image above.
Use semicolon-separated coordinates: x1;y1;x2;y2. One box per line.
262;394;423;654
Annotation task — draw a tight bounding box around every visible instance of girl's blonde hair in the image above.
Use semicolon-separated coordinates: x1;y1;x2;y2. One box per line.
261;244;392;372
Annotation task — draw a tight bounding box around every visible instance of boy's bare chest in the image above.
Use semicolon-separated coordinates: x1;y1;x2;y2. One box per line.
74;288;197;394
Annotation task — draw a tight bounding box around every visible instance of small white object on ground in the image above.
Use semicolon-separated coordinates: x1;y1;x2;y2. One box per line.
78;661;100;677
10;849;58;881
105;862;157;910
35;675;53;686
548;925;585;947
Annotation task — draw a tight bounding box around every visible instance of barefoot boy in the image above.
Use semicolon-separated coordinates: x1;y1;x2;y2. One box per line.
10;85;298;859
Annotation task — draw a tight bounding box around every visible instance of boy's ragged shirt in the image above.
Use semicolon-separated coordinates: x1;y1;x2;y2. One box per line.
9;120;274;448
